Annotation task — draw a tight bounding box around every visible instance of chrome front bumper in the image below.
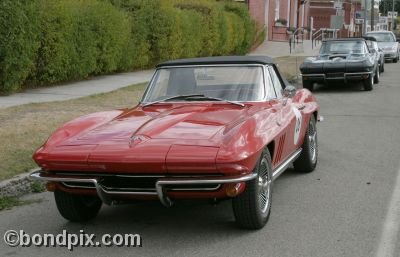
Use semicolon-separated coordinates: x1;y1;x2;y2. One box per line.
30;149;302;207
29;170;257;207
302;71;373;82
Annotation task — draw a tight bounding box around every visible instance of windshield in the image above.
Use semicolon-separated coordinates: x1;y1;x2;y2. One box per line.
142;66;265;103
320;41;366;55
366;32;395;42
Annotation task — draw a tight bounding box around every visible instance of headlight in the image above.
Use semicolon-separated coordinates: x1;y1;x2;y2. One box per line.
392;45;398;50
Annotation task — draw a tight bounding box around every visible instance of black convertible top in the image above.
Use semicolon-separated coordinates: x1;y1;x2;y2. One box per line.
157;56;275;67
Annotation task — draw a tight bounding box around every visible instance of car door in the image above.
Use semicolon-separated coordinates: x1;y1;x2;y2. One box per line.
266;65;303;168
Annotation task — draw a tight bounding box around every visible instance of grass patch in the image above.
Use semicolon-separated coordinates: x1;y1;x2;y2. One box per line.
31;181;46;193
0;196;25;211
0;196;42;211
0;83;147;181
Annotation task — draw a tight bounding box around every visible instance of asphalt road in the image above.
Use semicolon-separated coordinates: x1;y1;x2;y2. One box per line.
1;62;400;257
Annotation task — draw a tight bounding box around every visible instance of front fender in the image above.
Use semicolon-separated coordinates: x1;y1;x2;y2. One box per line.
35;110;124;150
215;108;280;175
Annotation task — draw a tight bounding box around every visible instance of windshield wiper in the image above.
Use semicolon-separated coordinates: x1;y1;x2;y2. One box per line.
181;95;245;107
142;94;205;107
142;94;244;107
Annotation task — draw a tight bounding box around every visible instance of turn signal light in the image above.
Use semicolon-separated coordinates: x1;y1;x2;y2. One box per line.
226;183;241;197
46;182;57;192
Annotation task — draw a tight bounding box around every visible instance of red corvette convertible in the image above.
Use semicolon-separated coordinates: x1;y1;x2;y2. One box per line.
31;56;320;229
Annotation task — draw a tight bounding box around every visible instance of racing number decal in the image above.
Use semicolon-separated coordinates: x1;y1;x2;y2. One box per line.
292;107;302;145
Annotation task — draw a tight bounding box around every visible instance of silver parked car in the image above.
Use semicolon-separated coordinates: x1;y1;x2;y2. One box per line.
366;31;400;63
365;39;385;73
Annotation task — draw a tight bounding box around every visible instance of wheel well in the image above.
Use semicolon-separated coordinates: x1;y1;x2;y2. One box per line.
313;111;318;122
266;141;275;162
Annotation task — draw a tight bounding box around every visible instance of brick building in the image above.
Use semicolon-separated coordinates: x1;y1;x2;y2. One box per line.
246;0;311;41
245;0;361;41
308;0;360;38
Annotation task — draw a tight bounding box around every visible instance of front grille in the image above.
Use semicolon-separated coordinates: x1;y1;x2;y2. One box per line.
57;172;223;192
326;72;344;78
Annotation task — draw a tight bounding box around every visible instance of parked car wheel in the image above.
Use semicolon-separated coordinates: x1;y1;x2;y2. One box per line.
393;57;398;63
54;190;102;222
302;80;314;91
294;115;318;173
233;148;272;230
363;74;374;91
374;67;380;84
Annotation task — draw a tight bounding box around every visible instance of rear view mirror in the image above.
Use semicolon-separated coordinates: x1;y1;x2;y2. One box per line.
282;85;296;98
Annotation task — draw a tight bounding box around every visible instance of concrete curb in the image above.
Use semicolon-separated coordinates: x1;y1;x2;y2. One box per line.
0;168;42;198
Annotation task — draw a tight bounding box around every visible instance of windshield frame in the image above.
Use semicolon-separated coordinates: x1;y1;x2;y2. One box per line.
140;64;271;104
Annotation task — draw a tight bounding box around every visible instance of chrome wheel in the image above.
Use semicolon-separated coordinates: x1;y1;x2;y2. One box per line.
232;148;273;229
308;119;317;163
258;157;271;214
294;115;318;172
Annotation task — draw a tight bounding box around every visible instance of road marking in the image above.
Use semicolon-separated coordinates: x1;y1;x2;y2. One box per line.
376;165;400;257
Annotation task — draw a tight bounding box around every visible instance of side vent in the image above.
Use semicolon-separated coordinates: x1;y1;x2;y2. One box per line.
274;134;286;165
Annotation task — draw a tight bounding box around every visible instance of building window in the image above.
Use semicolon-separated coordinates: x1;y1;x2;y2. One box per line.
275;0;280;21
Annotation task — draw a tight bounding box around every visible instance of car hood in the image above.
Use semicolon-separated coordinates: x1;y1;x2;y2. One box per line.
306;54;367;62
62;103;249;145
377;42;397;49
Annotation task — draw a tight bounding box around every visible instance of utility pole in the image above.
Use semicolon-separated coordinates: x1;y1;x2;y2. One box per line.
392;0;395;30
371;0;374;31
364;0;368;34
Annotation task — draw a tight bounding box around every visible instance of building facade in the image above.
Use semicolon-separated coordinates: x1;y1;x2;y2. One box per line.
246;0;311;41
246;0;363;41
309;0;359;38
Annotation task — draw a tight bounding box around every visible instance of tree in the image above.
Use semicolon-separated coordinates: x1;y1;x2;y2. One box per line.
379;0;400;15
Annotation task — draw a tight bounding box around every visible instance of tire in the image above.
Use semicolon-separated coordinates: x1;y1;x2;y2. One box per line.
393;58;398;63
233;148;272;230
373;67;380;84
294;115;318;173
54;190;102;222
363;73;373;91
302;79;314;91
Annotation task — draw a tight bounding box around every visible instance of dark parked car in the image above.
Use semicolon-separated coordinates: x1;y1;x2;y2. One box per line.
300;38;379;91
365;31;400;63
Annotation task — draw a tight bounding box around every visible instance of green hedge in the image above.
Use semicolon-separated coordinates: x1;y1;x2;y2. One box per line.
0;0;258;94
0;0;40;93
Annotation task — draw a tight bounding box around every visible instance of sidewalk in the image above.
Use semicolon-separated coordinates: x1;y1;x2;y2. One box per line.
0;70;154;108
249;39;320;57
0;40;321;109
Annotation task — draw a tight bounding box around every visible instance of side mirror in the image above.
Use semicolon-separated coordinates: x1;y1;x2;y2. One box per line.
282;85;297;98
